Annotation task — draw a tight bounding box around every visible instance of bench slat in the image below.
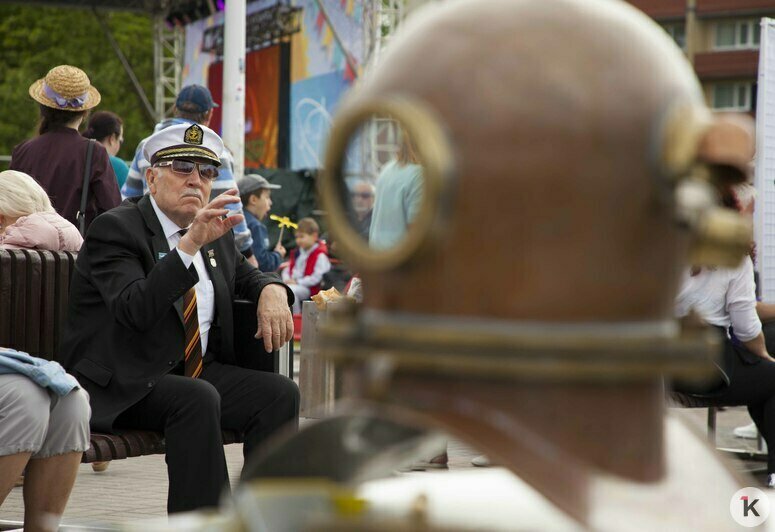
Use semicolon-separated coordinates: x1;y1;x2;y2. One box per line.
0;252;11;345
23;250;42;356
9;251;28;353
39;250;57;358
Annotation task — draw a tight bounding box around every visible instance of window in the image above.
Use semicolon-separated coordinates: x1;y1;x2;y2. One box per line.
712;82;753;111
714;19;761;50
662;23;686;49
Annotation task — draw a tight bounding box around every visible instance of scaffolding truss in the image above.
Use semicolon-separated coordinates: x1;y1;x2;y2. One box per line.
352;0;409;183
154;15;185;121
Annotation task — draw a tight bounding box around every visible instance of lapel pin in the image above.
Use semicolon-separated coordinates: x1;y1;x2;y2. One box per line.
157;251;167;260
208;249;217;268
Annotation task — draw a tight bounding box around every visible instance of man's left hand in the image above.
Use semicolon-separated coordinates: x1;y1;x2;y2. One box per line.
255;284;293;352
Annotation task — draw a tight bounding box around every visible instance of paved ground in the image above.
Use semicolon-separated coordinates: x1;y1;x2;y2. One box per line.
0;430;479;529
0;393;767;529
1;355;485;530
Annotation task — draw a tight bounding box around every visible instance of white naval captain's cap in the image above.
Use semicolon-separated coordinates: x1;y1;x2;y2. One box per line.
143;123;223;167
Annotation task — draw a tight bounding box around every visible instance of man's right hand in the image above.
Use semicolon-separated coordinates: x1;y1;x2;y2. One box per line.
179;189;244;255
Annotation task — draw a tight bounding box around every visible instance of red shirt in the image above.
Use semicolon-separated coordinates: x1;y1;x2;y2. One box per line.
11;127;121;229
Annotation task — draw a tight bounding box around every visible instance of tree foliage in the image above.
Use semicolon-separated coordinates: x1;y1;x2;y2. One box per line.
0;5;156;164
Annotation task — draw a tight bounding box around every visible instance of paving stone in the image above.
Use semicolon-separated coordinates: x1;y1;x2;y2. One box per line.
2;407;764;529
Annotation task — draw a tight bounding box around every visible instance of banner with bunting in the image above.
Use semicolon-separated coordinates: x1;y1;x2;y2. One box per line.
290;0;365;169
180;0;366;170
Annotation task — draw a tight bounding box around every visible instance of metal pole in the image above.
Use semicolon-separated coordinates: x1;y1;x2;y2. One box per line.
222;0;247;179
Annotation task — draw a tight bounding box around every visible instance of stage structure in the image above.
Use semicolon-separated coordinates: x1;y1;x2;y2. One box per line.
154;16;185;121
195;2;303;169
7;0;437;172
183;0;365;170
357;0;404;184
355;0;442;186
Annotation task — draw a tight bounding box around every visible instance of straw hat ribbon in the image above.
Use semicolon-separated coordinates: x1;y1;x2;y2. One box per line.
28;65;101;111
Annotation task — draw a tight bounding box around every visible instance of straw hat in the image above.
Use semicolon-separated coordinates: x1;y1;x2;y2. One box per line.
28;65;101;111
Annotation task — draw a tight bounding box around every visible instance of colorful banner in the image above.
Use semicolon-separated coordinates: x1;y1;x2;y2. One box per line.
207;47;281;168
182;0;365;169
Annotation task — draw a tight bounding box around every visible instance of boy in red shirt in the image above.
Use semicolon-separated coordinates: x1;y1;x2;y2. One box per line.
282;218;330;313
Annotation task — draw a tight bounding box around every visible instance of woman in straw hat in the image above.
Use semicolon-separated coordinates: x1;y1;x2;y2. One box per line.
10;65;121;233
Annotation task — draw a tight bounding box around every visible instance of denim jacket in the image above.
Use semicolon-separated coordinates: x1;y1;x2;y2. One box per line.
245;210;282;272
0;348;79;396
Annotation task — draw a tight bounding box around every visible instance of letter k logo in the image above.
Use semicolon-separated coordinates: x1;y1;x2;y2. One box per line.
731;487;769;526
742;496;760;517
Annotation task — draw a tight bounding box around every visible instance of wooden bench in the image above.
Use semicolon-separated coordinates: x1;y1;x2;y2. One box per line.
0;248;287;464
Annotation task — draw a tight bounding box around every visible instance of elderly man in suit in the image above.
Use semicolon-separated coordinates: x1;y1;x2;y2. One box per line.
59;123;299;514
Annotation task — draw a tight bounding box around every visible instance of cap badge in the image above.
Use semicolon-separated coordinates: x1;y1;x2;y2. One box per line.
184;124;204;146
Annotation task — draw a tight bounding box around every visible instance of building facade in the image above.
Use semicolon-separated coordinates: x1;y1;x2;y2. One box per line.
627;0;775;113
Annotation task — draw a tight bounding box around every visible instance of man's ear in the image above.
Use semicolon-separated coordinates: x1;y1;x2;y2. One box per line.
146;167;158;194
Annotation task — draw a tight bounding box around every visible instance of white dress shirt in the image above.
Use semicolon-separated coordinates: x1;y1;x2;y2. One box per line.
674;256;761;342
150;197;215;354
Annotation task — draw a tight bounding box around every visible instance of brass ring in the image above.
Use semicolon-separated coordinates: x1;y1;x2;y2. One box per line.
319;95;454;271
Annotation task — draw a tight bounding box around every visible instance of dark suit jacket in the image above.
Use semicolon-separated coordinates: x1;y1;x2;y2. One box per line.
59;195;290;432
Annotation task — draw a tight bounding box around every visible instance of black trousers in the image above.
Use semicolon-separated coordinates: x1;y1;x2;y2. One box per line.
677;337;775;473
115;360;299;513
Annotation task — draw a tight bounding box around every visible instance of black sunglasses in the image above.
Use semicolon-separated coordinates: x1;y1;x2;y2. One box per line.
155;159;219;181
351;192;373;199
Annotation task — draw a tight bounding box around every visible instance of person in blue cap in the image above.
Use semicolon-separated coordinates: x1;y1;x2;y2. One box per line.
122;84;257;266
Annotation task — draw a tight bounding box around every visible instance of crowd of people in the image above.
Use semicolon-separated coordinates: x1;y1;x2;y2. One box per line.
0;64;302;528
4;60;770;528
0;62;418;528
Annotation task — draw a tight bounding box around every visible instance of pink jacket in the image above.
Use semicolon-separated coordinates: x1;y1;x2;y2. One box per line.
0;211;83;252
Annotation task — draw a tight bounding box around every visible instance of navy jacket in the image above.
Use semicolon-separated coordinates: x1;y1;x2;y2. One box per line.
245;210;282;273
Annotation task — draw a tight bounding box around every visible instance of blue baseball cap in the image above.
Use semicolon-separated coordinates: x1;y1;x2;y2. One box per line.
175;84;219;113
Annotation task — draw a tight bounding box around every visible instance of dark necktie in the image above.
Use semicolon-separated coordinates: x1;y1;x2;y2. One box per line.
178;230;202;378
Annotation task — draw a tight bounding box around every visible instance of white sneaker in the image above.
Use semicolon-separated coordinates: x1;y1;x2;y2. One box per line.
768;473;775;488
471;455;491;467
734;422;759;440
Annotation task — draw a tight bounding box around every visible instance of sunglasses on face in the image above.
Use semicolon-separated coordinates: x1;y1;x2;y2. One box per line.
155;159;219;181
351;192;373;199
